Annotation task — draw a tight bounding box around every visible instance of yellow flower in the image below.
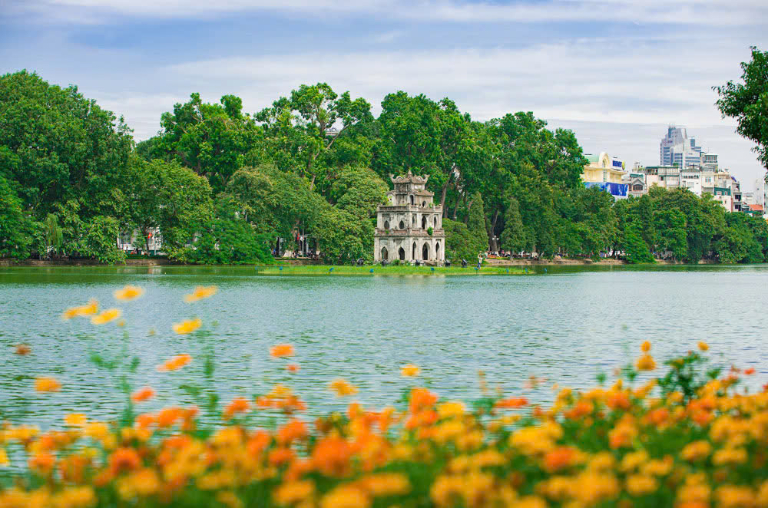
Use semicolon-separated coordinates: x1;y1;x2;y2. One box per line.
357;473;410;497
184;286;218;303
274;480;315;505
626;474;658;496
698;341;709;351
715;485;755;508
64;414;87;427
636;354;656;371
172;318;202;335
712;447;747;466
62;299;99;319
401;364;420;377
0;448;9;466
117;468;161;499
321;485;370;508
91;308;122;325
515;496;548;508
113;285;144;301
53;486;96;508
35;377;61;392
329;378;358;397
216;491;244;508
437;401;466;419
641;340;651;353
681;440;712;462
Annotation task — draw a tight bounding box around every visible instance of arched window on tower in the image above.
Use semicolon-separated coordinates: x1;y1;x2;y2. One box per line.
421;216;427;229
410;195;414;205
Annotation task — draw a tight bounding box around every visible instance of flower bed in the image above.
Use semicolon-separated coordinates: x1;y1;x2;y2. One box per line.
0;286;765;507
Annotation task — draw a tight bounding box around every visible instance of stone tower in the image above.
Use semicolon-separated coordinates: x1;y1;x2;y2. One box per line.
374;171;446;265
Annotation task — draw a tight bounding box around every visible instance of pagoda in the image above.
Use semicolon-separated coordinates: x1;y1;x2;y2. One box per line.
374;172;446;265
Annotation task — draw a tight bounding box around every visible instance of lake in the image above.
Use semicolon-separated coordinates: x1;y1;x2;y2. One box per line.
1;265;766;428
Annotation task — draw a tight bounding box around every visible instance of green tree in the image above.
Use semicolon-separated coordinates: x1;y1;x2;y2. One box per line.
375;93;480;214
0;175;35;259
256;83;372;192
0;71;132;218
715;47;768;169
467;191;489;253
443;218;478;263
311;208;372;264
622;223;655;264
329;166;388;220
157;93;263;193
499;197;527;253
225;164;328;242
653;209;687;260
124;157;213;253
178;198;271;265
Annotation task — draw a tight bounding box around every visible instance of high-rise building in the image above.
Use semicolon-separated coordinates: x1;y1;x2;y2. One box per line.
660;126;702;168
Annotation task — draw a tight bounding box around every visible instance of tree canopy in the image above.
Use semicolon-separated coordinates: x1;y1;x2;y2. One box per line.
2;66;767;266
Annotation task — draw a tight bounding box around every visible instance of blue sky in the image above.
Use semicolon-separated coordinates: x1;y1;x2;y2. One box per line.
2;0;768;189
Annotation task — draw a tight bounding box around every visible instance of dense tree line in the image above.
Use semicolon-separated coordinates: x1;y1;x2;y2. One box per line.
1;48;767;264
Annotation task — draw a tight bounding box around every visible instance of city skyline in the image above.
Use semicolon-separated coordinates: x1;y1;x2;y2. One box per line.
2;0;767;190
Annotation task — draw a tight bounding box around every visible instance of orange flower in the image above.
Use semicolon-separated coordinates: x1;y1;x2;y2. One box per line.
156;407;184;428
401;364;420;377
606;391;631;411
109;447;141;474
641;341;651;353
277;420;309;445
409;388;438;413
329;378;358;397
183;286;218;303
268;447;296;466
35;377;61;392
113;285;144;301
495;397;528;409
28;452;56;474
311;436;352;477
91;308;122;325
224;397;251;420
247;431;271;456
135;413;156;428
698;341;709;351
270;344;294;358
131;387;156;403
62;299;99;319
172;318;202;335
745;368;756;375
14;344;31;355
156;354;192;372
543;446;579;473
287;364;300;373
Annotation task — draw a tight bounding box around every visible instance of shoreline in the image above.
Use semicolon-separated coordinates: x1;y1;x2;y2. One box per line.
1;257;722;268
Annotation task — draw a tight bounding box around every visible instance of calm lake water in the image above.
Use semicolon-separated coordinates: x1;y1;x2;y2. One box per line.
1;265;767;428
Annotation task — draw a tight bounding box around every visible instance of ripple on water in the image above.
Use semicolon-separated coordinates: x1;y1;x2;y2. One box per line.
1;265;767;428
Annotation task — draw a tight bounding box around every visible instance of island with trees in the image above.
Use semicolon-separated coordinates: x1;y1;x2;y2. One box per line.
1;48;767;267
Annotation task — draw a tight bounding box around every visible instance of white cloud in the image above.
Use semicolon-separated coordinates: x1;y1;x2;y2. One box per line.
149;38;763;186
7;0;768;26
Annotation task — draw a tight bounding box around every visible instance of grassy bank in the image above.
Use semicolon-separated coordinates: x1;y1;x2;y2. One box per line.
254;264;526;276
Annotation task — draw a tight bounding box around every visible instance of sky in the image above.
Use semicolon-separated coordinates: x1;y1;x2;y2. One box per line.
2;0;768;190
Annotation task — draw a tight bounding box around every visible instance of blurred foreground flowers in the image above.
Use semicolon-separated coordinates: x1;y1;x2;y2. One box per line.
3;293;768;507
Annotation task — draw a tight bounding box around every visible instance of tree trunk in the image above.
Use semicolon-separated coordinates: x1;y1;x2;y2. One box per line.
440;180;450;218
